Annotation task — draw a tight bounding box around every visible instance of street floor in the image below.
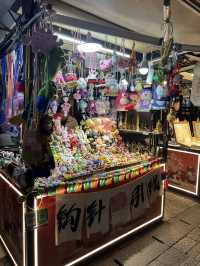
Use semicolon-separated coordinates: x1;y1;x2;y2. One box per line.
1;190;200;266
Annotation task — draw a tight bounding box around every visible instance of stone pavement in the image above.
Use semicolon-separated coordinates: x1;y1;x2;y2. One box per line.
1;190;200;266
85;191;200;266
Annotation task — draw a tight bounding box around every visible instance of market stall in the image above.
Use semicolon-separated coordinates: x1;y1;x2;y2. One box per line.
165;55;200;196
0;157;164;266
3;0;198;265
166;119;200;196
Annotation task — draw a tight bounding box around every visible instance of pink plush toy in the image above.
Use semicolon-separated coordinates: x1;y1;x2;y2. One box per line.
64;73;77;82
54;71;65;85
99;58;112;71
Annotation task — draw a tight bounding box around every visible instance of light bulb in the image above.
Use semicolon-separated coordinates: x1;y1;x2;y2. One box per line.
139;67;149;75
77;42;102;53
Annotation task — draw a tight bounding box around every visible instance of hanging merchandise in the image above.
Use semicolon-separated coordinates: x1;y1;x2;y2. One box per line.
151;84;167;110
128;42;137;75
160;0;174;66
99;58;112;72
135;77;143;92
146;52;154;84
112;51;117;74
119;74;128;91
153;68;165;84
167;64;180;97
104;73;118;95
0;55;7;124
137;88;152;111
191;63;200;107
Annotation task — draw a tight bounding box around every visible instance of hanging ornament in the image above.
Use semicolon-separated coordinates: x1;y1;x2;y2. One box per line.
24;29;58;55
77;77;87;89
99;58;112;72
128;42;137;75
160;0;174;66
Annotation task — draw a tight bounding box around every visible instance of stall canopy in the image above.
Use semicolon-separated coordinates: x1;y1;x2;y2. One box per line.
51;0;200;51
0;0;200;52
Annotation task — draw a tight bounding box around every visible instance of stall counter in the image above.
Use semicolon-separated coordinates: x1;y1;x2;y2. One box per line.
0;159;165;266
166;144;200;196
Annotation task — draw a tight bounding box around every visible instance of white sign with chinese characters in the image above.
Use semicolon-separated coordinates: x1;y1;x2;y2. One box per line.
55;169;162;246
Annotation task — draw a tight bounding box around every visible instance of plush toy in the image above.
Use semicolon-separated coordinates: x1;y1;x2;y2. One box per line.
129;92;140;109
54;71;65;85
137;88;152;111
117;57;129;70
151;84;166;110
105;74;118;92
119;77;128;91
99;58;112;71
87;69;98;84
115;92;130;111
77;77;87;89
146;64;154;84
79;99;88;117
64;73;77;82
79;88;88;99
135;78;143;92
88;101;96;116
73;91;82;102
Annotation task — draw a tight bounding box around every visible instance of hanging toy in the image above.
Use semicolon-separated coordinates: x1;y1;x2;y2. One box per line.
73;90;82;102
151;84;166;110
129;92;140;109
61;97;71;117
105;74;118;91
99;58;112;72
135;78;143;92
112;51;117;73
49;98;58;114
128;42;137;75
88;83;95;101
88;101;96;116
77;77;87;89
129;78;135;92
54;71;65;86
24;29;58;55
87;69;97;84
167;64;180;96
115;92;130;111
64;73;77;89
146;62;154;84
119;74;128;91
79;99;88;119
96;72;105;87
137;88;152;111
160;0;174;66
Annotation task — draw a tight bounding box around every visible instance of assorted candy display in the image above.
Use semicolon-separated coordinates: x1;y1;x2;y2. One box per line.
49;117;151;181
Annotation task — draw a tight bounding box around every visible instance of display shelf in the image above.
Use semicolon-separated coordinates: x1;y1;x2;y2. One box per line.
119;129;163;135
35;158;161;196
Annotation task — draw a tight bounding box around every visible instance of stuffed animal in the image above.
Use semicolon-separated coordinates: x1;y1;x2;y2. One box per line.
99;58;112;71
77;77;87;89
137;88;152;111
151;84;166;110
87;69;98;84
